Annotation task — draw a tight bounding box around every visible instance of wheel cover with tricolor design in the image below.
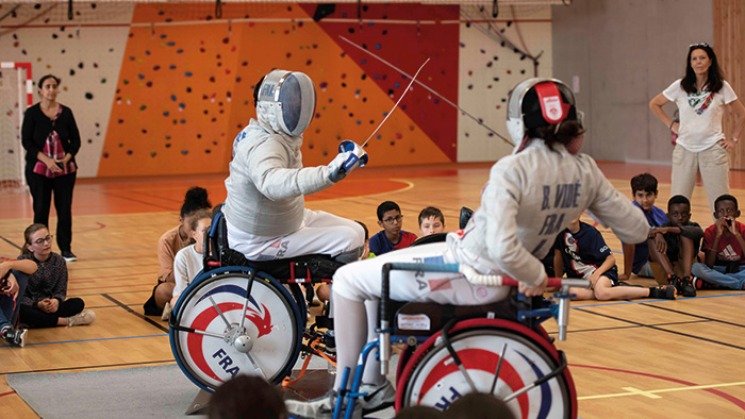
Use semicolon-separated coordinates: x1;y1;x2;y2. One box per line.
170;267;303;391
397;319;576;418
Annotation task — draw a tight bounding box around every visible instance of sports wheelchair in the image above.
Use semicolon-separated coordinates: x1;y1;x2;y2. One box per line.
332;263;586;419
168;210;340;390
169;209;585;419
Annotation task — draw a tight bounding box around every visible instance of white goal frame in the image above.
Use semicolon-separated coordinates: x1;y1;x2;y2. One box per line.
0;61;33;189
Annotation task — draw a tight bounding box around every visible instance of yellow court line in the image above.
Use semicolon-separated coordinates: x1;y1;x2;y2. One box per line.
579;381;745;401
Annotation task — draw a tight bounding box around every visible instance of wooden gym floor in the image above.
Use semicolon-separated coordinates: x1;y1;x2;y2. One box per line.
0;161;744;418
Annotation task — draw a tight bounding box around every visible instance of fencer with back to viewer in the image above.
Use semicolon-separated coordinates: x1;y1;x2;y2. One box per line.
223;69;366;264
286;77;654;418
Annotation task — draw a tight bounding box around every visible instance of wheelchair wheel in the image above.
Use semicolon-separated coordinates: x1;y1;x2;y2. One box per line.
170;266;304;391
396;318;577;418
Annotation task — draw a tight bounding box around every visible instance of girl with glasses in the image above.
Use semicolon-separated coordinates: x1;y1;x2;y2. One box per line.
17;223;95;328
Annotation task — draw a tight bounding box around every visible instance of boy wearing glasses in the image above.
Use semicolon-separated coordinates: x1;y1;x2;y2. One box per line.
691;194;745;290
369;201;418;256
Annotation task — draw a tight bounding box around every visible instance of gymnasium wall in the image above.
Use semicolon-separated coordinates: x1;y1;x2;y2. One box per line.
553;0;715;164
0;2;553;178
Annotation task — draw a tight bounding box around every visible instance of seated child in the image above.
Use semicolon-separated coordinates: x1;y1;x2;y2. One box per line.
0;259;38;347
18;224;96;328
620;173;668;283
209;375;288;419
650;195;702;296
167;209;213;318
555;217;675;301
418;206;446;236
445;392;516;419
356;220;372;259
145;186;212;316
691;194;745;290
369;201;418;256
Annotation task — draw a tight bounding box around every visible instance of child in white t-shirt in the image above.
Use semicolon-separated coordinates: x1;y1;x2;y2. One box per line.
168;210;212;315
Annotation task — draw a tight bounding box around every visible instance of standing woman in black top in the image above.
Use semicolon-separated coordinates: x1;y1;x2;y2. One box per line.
21;75;80;262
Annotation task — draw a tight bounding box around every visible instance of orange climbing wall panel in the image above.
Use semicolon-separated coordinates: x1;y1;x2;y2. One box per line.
99;3;458;177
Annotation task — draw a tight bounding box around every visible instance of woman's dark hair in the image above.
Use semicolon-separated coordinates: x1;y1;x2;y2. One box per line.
181;186;211;218
22;223;48;255
680;44;724;94
37;74;61;90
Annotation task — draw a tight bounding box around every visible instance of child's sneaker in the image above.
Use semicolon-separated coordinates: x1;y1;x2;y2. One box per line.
675;276;697;297
666;274;679;286
648;285;676;300
2;326;28;347
691;276;720;290
67;310;96;327
161;302;173;321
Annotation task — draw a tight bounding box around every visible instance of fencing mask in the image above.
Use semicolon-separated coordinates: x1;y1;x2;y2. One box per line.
256;70;316;137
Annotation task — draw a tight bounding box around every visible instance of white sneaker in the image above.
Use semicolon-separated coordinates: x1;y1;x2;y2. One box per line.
285;391;361;419
2;326;27;347
359;380;396;412
161;302;172;321
67;310;96;327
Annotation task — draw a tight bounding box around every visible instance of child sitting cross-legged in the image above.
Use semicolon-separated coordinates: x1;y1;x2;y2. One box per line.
649;195;703;296
691;194;745;290
554;217;676;301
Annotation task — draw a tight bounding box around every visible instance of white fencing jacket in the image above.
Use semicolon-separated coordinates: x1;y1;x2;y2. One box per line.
448;140;649;286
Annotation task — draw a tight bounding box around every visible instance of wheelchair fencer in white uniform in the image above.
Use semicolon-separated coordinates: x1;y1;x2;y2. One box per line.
169;69;367;390
286;77;651;419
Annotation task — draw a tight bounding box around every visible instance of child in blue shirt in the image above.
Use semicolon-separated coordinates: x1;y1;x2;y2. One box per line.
620;173;668;283
369;201;418;256
554;217;675;300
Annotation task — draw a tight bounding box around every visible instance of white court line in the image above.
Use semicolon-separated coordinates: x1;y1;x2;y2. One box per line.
579;381;745;401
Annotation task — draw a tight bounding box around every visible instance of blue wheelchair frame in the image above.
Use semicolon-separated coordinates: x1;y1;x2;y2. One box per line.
332;262;586;419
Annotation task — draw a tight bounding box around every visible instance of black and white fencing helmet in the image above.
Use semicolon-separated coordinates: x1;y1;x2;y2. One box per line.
506;78;583;153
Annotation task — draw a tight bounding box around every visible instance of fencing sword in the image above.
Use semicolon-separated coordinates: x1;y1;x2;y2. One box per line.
339;35;512;145
338;56;430;172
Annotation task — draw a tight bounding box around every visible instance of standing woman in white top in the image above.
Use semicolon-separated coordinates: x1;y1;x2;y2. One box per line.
650;43;745;213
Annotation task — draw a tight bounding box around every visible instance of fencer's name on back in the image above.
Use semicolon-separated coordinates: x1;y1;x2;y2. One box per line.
448;140;650;288
544;182;581;210
538;181;581;237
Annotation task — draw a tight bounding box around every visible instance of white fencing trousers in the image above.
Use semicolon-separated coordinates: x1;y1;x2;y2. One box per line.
331;242;511;390
227;209;364;261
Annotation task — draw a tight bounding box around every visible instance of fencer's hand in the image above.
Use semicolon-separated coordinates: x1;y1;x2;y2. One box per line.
328;151;355;183
519;277;548;297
